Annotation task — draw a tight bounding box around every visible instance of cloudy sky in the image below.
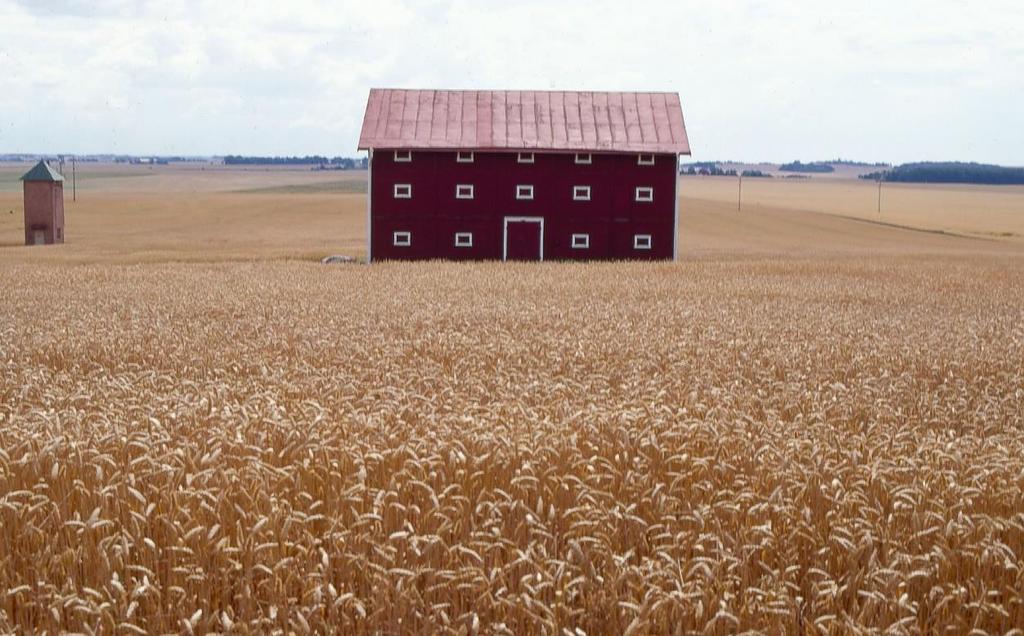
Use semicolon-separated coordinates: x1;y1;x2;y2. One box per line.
0;0;1021;164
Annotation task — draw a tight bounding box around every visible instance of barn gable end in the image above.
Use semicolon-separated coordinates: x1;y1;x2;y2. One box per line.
357;89;690;262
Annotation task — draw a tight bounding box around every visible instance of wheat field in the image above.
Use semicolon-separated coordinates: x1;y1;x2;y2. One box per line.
1;165;1023;633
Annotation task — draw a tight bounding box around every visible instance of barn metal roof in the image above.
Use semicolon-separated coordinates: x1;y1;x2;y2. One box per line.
358;89;691;155
20;160;65;182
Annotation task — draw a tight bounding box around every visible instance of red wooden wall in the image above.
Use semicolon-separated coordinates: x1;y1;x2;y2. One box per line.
369;150;676;261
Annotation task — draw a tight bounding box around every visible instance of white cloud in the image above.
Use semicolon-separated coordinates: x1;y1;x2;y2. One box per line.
0;0;1021;163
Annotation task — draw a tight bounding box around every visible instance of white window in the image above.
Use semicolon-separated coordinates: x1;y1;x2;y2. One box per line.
393;231;412;247
454;232;473;247
517;152;535;164
573;185;591;201
635;186;654;202
455;184;474;199
638;154;655;166
571;233;590;249
457;151;474;163
634;234;652;250
575;153;592;165
394;183;412;199
394;150;412;163
516;185;534;200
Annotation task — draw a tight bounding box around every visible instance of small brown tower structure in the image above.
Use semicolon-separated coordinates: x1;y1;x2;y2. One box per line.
21;160;66;245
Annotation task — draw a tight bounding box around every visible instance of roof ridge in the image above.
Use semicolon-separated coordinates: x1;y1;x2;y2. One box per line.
368;87;682;95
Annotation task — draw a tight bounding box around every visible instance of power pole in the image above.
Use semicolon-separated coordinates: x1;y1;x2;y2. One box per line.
73;157;77;202
737;173;743;211
877;178;882;216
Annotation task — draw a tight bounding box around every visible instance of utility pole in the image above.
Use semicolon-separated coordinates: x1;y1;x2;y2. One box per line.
737;172;743;211
877;178;882;216
73;157;77;202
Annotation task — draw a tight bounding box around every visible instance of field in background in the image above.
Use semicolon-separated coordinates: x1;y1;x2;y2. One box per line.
1;162;1023;263
0;163;367;261
685;175;1024;242
1;163;1022;633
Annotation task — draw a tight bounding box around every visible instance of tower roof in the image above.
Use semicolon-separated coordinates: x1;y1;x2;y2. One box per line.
21;160;65;182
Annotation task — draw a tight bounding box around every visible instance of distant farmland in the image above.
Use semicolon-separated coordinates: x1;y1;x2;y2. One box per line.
1;162;1022;260
237;180;368;195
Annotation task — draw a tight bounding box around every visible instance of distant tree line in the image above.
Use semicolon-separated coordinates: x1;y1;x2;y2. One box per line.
680;163;772;178
223;156;368;169
155;157;209;163
860;162;1024;185
2;155;102;163
779;161;835;173
681;162;738;176
826;158;890;167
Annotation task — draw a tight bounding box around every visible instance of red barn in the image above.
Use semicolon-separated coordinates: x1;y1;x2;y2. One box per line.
357;89;690;262
21;160;66;246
